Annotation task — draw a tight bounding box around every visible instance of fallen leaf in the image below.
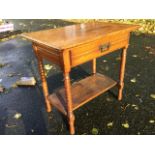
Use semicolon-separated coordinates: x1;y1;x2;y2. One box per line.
130;78;137;83
149;120;155;124
106;97;113;102
107;122;113;128
17;73;22;76
145;46;151;49
10;35;17;39
7;74;14;77
19;23;26;27
131;104;137;107
122;122;129;128
102;59;107;63
149;51;153;55
53;25;57;28
132;54;138;58
139;98;143;103
6;64;12;67
44;64;53;70
116;57;121;61
14;113;22;119
134;106;139;110
0;85;5;93
150;94;155;99
105;66;109;71
31;129;34;133
19;23;23;26
7;72;16;77
0;38;9;42
30;21;33;25
0;63;6;68
92;128;99;135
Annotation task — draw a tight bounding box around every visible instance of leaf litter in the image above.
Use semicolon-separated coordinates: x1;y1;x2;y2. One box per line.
122;122;129;128
14;113;22;119
92;128;99;135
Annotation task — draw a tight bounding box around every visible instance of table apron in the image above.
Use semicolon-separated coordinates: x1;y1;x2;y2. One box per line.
70;36;129;67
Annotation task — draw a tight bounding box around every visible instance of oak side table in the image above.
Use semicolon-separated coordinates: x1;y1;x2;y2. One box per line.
22;22;139;134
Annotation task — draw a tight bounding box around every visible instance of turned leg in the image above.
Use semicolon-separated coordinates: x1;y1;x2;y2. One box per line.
64;72;75;135
37;56;52;112
92;58;96;74
118;46;128;101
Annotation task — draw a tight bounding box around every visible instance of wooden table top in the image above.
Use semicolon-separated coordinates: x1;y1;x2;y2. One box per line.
22;22;139;50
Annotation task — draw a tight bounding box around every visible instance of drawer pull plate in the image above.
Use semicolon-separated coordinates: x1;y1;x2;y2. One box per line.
99;43;110;53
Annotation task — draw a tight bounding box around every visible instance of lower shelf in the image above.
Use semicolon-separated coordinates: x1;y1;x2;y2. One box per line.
48;73;117;115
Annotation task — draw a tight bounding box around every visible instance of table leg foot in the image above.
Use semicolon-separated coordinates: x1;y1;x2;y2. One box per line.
92;58;96;75
46;98;52;112
118;91;122;101
68;113;75;135
118;83;124;101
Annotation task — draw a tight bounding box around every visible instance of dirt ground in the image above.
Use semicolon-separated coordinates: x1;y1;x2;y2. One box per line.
0;19;155;135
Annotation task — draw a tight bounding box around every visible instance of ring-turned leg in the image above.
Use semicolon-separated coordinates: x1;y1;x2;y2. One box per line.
92;58;96;75
32;44;52;112
64;72;75;135
37;56;52;112
118;46;128;100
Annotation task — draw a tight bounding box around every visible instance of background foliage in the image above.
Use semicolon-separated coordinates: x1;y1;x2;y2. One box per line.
68;19;155;34
0;19;3;25
1;19;155;34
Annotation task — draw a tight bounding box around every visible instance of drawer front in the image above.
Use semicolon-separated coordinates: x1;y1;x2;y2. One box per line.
70;32;129;67
34;43;61;65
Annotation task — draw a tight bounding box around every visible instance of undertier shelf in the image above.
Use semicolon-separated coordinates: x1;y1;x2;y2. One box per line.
48;73;117;115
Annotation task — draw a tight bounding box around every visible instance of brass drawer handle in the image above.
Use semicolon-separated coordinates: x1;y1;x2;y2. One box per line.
99;43;110;53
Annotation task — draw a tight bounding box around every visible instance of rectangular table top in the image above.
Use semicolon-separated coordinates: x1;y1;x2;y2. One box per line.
22;22;139;50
